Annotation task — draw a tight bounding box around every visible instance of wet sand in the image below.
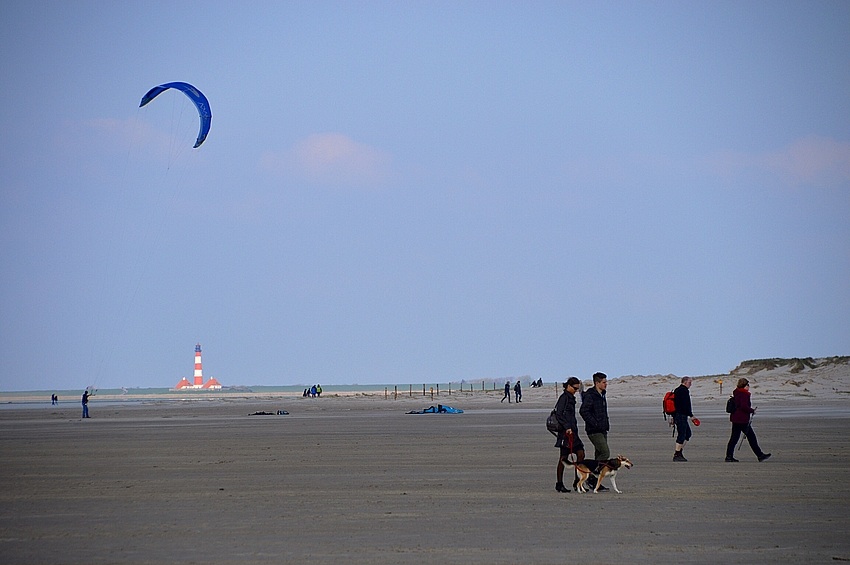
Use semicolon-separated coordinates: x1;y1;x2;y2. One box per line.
1;386;849;564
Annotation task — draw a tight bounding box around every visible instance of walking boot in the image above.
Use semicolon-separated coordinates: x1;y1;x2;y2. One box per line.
673;451;687;462
725;456;739;462
586;475;608;491
555;482;570;493
758;453;772;462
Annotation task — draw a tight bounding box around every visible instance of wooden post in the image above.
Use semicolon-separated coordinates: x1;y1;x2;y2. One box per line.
394;385;398;400
384;387;387;400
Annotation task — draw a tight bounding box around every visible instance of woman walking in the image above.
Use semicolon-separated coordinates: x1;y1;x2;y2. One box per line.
725;378;771;462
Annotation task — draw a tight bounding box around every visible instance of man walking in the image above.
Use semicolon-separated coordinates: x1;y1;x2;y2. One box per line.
673;376;696;461
501;381;511;403
553;377;585;493
514;380;522;403
579;372;610;490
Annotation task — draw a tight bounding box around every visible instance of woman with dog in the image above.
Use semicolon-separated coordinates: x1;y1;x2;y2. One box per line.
725;378;772;462
553;377;585;493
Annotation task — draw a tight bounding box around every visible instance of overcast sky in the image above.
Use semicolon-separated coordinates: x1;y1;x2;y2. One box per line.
2;1;848;391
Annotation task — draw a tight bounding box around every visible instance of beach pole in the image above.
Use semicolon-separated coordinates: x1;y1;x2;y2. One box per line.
423;384;426;397
436;384;440;396
409;384;412;397
385;387;388;400
394;385;398;400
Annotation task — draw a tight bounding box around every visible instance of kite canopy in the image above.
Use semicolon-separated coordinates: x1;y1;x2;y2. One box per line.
139;81;212;148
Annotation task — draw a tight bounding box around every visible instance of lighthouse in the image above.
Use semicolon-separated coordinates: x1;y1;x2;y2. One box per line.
173;343;222;390
193;343;203;386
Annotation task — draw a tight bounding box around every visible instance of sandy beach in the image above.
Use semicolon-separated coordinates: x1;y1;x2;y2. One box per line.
2;358;849;564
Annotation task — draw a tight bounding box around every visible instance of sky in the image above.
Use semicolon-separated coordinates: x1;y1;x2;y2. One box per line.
1;1;849;391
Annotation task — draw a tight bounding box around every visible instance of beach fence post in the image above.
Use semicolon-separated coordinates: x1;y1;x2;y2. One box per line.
385;387;388;400
436;384;440;396
409;384;412;397
394;385;398;400
448;383;451;395
423;384;426;397
482;380;485;392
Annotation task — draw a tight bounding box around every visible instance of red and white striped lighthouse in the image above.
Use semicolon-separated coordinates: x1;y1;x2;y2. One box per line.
193;343;203;386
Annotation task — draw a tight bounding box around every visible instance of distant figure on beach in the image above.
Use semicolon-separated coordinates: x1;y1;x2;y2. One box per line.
81;390;90;418
579;372;610;491
310;385;317;398
725;378;771;463
316;384;322;397
673;377;695;462
514;380;522;403
51;394;57;405
554;377;586;493
501;381;511;403
303;388;309;397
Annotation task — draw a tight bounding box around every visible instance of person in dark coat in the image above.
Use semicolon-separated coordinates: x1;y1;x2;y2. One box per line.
553;377;585;493
672;377;695;461
725;378;771;462
81;390;90;418
579;372;610;461
513;380;522;403
579;372;611;491
501;381;511;403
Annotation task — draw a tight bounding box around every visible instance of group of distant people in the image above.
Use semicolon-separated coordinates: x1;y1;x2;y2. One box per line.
499;378;545;403
303;384;322;398
551;372;771;493
501;380;523;403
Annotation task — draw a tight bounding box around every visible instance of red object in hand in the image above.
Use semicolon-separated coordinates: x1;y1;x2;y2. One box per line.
692;418;700;426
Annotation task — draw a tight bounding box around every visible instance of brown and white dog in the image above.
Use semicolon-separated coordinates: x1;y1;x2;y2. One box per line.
572;455;633;494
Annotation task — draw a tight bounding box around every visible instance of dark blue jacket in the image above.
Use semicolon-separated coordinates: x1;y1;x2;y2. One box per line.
579;387;609;435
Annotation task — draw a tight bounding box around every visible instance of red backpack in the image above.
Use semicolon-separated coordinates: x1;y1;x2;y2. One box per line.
663;390;676;420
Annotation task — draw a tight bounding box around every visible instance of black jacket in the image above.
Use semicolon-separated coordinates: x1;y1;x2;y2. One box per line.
673;384;692;417
579;387;609;435
554;391;578;433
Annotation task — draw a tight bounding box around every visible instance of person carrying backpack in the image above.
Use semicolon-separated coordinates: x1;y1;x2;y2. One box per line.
725;378;771;462
672;377;696;461
553;377;585;493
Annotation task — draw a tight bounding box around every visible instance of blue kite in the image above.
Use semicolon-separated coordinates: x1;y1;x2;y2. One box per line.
139;82;212;148
407;404;464;414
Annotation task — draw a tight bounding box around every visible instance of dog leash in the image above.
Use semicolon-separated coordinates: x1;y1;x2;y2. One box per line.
566;431;578;485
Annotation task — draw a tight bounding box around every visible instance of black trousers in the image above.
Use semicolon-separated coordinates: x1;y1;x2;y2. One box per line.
726;422;764;459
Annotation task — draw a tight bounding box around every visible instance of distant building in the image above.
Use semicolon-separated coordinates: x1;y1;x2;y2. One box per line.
173;344;222;390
